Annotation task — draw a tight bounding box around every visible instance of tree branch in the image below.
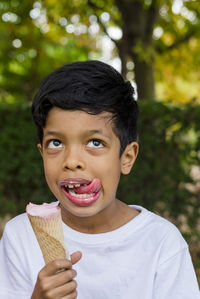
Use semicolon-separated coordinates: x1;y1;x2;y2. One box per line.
156;30;196;54
99;15;119;45
87;0;121;27
167;31;195;50
87;0;120;46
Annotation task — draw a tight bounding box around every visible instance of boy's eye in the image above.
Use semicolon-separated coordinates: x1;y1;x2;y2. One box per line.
48;140;63;149
87;139;103;148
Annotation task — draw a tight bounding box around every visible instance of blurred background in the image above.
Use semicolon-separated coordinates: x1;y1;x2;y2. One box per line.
0;0;200;282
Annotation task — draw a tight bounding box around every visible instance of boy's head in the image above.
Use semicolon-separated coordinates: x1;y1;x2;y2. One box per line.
32;60;138;156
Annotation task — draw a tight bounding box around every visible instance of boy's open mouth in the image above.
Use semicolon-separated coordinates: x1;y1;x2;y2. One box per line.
60;178;101;206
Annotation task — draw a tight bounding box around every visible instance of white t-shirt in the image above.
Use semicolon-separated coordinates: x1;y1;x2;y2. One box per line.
0;204;199;299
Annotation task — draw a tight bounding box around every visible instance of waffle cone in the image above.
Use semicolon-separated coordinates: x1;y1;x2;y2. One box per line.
28;214;68;264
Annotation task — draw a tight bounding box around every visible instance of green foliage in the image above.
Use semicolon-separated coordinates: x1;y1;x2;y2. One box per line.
0;103;52;215
0;1;91;103
1;102;200;245
0;0;200;104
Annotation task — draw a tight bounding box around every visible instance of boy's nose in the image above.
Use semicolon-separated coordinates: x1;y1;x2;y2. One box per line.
62;149;85;171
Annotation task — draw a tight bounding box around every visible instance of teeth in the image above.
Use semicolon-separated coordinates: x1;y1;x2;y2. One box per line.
68;189;94;198
65;183;81;189
74;184;80;187
67;184;74;189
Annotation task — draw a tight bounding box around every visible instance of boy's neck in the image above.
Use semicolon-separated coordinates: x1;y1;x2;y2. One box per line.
60;200;139;234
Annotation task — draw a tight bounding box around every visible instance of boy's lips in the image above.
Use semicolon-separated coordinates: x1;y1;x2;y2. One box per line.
59;178;101;206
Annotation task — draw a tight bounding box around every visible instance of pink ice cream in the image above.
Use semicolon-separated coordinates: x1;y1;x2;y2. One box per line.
26;202;60;218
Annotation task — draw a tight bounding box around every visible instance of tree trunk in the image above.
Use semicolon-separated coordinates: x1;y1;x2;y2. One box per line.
133;54;155;100
114;0;159;101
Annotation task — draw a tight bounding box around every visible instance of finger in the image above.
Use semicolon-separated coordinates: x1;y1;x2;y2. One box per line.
70;251;82;265
45;279;77;298
39;269;77;290
40;259;72;277
60;290;77;299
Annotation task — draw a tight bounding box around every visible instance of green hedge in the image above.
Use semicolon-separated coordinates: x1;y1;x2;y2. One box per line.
0;102;200;243
0;103;52;214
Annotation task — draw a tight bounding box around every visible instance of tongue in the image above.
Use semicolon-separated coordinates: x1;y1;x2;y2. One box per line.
73;178;101;194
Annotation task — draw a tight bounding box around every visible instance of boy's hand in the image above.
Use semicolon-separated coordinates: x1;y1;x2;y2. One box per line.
31;251;82;299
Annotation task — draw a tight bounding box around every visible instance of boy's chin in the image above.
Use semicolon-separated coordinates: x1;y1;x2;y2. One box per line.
60;202;103;218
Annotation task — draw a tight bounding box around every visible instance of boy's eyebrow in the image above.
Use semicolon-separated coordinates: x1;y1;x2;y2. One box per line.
43;131;63;137
84;129;111;139
87;129;105;135
43;129;111;139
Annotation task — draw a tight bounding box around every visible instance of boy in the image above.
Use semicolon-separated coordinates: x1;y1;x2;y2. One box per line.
0;60;199;299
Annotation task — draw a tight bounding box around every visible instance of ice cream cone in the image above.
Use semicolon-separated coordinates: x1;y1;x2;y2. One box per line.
26;203;69;264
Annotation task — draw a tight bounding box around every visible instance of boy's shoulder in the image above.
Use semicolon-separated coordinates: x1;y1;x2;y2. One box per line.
5;212;28;226
133;205;188;261
133;205;178;231
3;212;30;240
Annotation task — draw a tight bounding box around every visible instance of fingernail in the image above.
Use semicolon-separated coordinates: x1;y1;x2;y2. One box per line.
72;269;77;277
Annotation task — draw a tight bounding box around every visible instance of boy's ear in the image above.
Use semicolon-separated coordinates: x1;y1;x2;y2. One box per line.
120;142;138;175
37;143;43;156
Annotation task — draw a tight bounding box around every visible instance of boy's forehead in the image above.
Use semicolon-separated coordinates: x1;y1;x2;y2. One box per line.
45;108;115;133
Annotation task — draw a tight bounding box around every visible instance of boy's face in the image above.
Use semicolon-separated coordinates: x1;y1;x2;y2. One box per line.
38;107;138;227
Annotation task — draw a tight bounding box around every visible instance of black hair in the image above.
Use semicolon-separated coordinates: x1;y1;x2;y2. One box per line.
32;60;138;156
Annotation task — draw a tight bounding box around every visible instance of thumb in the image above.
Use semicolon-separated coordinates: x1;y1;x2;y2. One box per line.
70;251;82;265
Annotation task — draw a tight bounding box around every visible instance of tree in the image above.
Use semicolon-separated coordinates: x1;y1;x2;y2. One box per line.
0;0;199;102
86;0;200;100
